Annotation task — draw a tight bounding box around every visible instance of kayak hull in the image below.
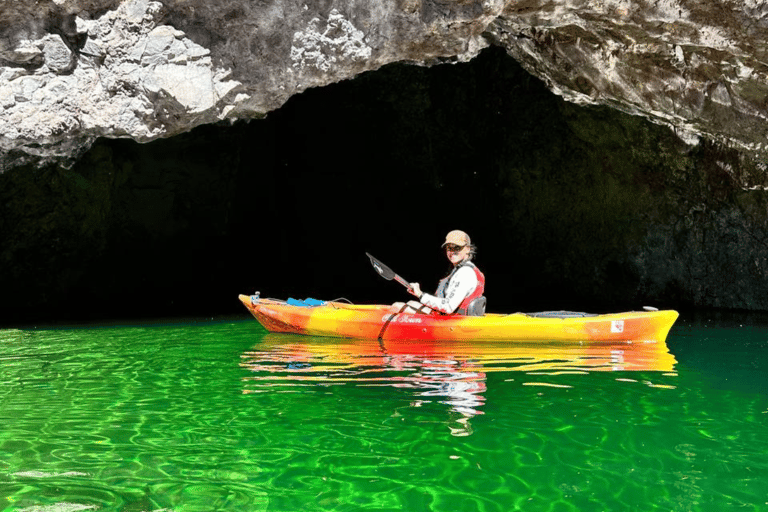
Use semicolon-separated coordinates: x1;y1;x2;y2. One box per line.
238;295;679;343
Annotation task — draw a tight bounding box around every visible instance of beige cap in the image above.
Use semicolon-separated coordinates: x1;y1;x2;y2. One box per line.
442;229;471;247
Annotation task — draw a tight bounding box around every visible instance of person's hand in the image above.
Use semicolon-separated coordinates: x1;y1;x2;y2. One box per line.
409;283;423;299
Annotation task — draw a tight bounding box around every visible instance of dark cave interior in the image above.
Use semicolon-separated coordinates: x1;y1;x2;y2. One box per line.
1;46;739;324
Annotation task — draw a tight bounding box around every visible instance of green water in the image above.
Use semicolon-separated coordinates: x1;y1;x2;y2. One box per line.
1;315;767;512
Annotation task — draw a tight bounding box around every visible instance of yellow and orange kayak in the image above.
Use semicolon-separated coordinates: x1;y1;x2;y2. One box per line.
238;294;679;342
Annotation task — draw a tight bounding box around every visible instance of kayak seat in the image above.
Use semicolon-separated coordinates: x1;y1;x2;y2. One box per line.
466;296;487;317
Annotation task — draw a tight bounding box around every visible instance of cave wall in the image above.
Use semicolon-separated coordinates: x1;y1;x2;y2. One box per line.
2;47;768;324
4;0;768;171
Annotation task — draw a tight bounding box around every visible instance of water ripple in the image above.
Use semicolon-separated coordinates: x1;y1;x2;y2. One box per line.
3;318;768;511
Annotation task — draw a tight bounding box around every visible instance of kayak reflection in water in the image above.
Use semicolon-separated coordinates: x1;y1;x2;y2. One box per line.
408;361;487;437
392;229;487;316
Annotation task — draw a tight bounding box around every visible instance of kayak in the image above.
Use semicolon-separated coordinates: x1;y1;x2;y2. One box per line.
238;294;679;342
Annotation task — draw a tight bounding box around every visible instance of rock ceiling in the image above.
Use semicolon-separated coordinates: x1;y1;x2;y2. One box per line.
1;0;767;174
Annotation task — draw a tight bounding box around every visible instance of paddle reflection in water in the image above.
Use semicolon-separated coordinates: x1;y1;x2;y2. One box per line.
240;335;677;436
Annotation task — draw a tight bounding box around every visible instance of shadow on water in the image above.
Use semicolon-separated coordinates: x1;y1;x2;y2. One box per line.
240;335;677;436
668;313;768;396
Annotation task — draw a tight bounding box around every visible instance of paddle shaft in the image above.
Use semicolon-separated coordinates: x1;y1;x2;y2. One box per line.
392;274;411;289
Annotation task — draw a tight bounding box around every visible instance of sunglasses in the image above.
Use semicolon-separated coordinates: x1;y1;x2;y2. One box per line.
445;244;465;252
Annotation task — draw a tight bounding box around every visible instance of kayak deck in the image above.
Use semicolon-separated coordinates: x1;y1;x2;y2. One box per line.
238;294;679;343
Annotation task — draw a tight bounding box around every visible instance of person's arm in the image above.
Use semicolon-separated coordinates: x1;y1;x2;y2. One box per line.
417;266;477;314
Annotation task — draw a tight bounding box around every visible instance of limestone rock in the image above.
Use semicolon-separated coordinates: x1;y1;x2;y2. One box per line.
42;34;74;73
484;0;768;172
0;0;244;170
1;0;768;172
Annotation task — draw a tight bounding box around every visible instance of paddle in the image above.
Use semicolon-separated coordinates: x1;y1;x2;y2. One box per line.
365;252;414;294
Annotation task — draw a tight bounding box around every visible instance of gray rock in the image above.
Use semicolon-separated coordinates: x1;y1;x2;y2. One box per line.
0;67;27;82
1;43;43;65
289;9;373;74
81;38;104;59
1;0;768;172
141;25;176;65
0;89;15;109
12;76;43;102
42;34;74;74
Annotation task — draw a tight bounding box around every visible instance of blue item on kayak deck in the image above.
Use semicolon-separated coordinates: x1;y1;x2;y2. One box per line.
286;297;327;307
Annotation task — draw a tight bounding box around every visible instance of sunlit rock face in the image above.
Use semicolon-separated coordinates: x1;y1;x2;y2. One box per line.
0;0;244;170
486;0;768;186
0;0;502;170
1;0;768;173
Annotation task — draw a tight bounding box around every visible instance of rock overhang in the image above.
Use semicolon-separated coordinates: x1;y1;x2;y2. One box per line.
1;0;768;177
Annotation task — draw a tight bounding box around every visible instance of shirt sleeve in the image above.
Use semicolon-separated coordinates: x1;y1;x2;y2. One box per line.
419;266;478;314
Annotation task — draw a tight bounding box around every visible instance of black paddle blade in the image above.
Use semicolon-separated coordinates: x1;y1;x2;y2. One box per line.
366;252;395;281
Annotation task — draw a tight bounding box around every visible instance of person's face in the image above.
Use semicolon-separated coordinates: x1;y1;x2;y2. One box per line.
445;243;470;265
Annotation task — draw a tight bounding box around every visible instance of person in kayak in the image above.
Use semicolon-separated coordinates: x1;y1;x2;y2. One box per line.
392;229;486;316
